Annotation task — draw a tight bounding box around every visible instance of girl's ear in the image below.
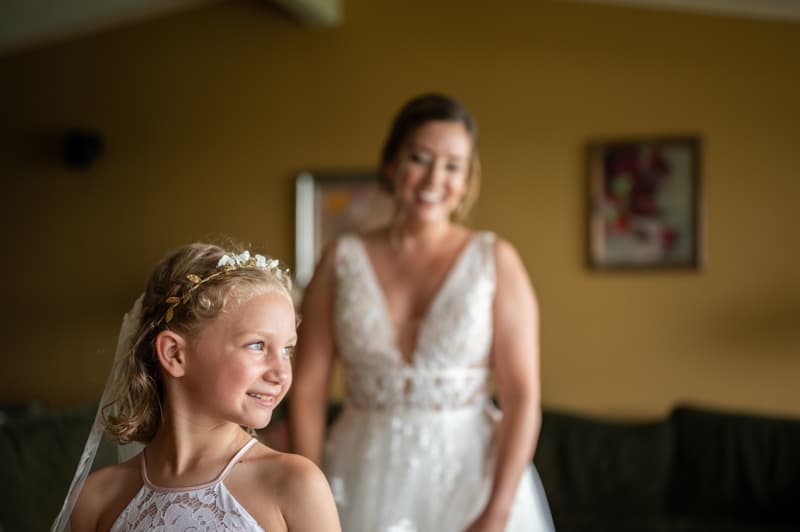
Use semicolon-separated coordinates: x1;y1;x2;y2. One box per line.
155;330;188;378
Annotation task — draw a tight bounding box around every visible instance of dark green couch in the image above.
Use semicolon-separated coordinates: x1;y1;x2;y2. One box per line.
0;402;115;532
2;402;799;531
533;405;800;532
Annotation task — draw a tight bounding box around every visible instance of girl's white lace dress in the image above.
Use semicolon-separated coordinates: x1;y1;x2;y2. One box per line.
325;232;555;532
111;439;263;531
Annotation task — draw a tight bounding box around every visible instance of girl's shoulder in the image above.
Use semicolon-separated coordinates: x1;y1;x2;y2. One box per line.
244;443;328;493
251;445;341;531
82;456;141;501
229;443;339;529
357;227;388;243
72;456;142;530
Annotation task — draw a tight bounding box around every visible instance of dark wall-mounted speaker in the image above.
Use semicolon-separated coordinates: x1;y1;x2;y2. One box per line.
65;129;105;169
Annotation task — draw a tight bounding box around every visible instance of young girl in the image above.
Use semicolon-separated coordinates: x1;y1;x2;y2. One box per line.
60;243;340;532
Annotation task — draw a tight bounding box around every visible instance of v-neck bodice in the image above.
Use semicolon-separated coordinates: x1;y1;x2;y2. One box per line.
333;232;496;410
354;233;481;365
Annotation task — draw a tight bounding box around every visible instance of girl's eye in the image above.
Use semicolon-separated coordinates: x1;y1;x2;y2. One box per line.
246;341;265;351
446;162;462;172
281;345;297;359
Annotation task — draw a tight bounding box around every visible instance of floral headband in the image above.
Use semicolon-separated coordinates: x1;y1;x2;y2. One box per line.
158;251;285;326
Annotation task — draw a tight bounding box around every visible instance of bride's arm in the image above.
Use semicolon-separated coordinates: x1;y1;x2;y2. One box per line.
288;244;338;466
467;237;542;531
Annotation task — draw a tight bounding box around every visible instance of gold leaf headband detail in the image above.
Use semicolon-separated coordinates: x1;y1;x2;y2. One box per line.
158;251;283;326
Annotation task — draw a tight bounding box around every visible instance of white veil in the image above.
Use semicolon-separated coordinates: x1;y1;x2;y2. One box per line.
51;295;146;532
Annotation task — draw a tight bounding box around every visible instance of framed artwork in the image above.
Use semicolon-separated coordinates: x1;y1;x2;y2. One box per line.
588;136;702;270
295;171;394;286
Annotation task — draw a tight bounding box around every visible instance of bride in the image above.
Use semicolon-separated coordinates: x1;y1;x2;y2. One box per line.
289;93;554;532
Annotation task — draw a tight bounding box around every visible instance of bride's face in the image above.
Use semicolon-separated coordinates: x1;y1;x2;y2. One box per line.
385;120;472;225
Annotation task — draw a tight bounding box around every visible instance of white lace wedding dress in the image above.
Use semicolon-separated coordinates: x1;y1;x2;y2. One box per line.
325;232;555;532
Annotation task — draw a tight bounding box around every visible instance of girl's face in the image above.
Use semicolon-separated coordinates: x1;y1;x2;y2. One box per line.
183;289;296;430
385;120;472;225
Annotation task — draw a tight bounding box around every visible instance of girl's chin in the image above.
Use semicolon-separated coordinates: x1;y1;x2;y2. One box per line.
241;407;274;429
249;413;273;430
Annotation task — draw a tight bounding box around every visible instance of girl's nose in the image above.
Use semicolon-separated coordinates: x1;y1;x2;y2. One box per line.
264;365;290;384
264;351;291;380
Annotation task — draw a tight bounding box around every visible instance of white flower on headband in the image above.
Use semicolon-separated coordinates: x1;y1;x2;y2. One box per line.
217;251;278;271
217;255;234;268
218;251;249;268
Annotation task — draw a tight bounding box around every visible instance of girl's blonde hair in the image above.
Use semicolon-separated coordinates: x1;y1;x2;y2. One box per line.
104;242;293;444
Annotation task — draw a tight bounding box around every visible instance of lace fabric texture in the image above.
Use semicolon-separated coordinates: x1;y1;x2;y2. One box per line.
112;486;263;532
326;233;555;532
111;439;263;532
335;233;495;410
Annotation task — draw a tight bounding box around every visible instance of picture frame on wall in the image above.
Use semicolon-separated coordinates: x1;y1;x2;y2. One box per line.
587;136;702;270
295;171;394;287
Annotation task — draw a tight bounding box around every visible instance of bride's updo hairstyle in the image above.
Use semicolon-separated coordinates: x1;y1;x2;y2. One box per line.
379;92;481;222
104;242;293;444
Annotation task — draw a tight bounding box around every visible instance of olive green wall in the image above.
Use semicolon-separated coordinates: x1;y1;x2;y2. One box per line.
1;0;798;417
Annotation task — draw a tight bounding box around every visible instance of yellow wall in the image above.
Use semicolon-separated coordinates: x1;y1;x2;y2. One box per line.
1;0;798;417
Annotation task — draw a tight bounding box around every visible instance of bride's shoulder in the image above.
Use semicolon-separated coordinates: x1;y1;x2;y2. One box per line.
480;233;530;281
320;228;381;261
473;228;515;254
357;228;389;247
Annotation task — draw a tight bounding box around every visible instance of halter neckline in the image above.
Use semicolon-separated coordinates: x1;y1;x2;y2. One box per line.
140;438;258;492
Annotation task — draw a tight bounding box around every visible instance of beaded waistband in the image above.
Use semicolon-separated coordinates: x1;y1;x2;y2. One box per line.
343;366;489;410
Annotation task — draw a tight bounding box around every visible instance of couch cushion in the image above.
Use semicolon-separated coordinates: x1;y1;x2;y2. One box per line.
534;408;673;521
669;405;800;525
0;402;114;532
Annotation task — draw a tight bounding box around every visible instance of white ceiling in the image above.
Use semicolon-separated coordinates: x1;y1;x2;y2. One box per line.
0;0;795;57
0;0;341;56
569;0;800;21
